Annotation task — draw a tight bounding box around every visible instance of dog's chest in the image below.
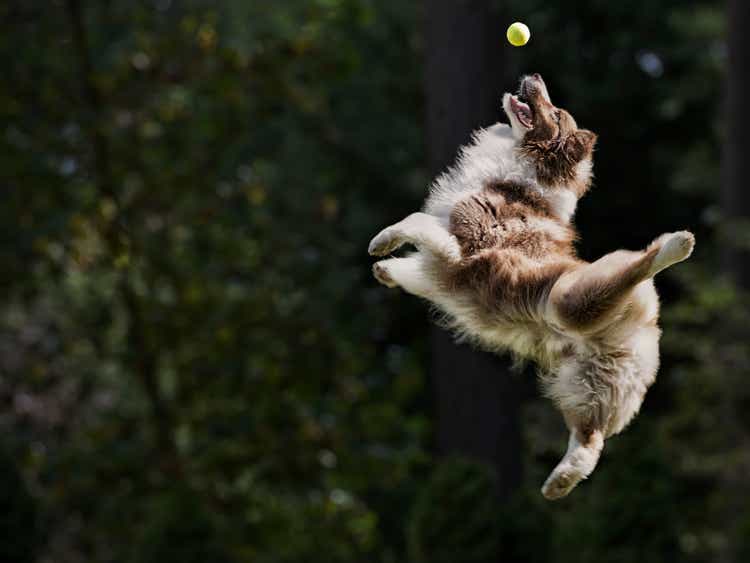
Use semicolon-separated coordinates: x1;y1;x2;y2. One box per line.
423;123;534;224
448;181;567;259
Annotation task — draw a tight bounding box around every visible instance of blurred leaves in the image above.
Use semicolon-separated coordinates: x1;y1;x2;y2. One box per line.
1;0;426;561
408;458;502;563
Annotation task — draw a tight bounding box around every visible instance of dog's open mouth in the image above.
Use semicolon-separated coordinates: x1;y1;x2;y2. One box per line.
509;94;533;129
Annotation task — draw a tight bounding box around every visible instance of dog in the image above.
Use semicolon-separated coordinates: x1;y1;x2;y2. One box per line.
368;74;694;499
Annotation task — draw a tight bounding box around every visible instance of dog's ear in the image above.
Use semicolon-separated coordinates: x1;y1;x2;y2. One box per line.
565;129;597;162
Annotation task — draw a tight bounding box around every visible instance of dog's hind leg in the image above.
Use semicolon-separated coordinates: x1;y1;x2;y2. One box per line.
548;231;694;334
541;361;609;499
542;426;604;500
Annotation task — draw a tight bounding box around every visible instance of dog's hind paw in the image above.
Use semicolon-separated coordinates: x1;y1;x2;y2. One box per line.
649;230;695;276
541;466;583;500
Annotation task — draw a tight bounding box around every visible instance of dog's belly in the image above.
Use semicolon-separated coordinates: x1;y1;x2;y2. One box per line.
483;321;576;367
434;286;576;367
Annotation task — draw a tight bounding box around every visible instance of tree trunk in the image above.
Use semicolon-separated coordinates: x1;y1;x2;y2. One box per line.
424;0;522;499
724;0;750;287
723;6;750;562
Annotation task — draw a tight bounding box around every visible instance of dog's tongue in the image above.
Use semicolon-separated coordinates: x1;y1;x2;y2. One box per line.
510;95;533;128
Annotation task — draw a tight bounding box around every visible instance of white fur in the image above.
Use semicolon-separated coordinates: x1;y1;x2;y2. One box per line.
541;187;578;223
373;254;435;297
648;231;695;277
368;212;461;261
542;429;604;499
422;122;589;225
423;123;536;222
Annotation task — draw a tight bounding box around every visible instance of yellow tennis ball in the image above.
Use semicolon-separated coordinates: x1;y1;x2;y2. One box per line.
506;22;530;47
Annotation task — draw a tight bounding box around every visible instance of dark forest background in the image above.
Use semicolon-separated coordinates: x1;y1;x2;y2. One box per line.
2;1;749;562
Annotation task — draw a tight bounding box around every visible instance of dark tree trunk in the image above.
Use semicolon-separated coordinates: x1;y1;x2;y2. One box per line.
719;4;750;563
722;7;750;561
724;0;750;287
424;0;523;499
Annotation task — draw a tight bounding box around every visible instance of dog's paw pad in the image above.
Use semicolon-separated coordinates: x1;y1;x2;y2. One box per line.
368;229;402;256
652;231;695;273
541;468;581;500
373;262;397;288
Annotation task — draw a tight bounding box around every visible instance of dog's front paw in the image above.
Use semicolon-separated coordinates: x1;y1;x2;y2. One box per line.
372;261;398;288
368;228;404;257
541;465;583;500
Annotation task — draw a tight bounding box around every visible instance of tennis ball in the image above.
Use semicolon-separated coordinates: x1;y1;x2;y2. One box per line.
506;22;530;47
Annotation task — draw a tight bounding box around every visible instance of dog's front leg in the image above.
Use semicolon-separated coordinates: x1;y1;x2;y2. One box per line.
368;212;461;262
372;253;439;299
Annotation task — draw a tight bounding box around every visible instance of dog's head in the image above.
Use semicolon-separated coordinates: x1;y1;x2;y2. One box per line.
503;74;597;194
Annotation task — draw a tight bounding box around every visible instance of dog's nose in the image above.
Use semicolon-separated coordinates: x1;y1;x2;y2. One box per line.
532;73;542;81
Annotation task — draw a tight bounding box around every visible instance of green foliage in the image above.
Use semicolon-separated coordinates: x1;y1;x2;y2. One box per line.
408;458;502;563
550;434;684;563
2;0;427;560
132;490;233;563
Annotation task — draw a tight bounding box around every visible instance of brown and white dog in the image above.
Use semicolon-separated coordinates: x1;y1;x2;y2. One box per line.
368;74;694;499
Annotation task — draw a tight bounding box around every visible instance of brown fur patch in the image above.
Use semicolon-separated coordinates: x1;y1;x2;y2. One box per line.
447;252;575;322
520;130;597;195
485;179;553;214
516;76;597;194
449;180;574;257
